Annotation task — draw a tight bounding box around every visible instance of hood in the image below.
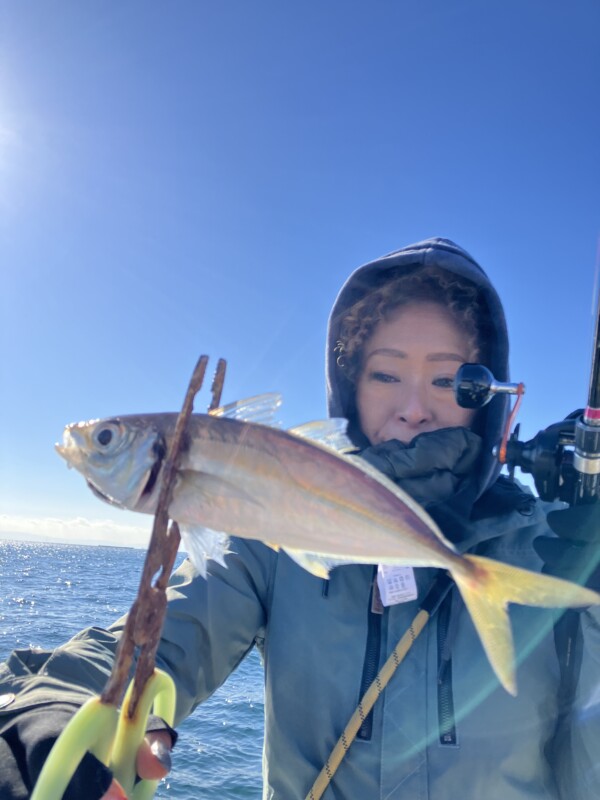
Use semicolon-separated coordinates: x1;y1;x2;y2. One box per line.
326;237;510;501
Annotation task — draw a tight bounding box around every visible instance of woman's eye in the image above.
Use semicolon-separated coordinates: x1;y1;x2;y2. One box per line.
433;376;455;389
370;371;399;383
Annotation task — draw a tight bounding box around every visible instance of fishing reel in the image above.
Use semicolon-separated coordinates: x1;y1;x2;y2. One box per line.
454;364;600;504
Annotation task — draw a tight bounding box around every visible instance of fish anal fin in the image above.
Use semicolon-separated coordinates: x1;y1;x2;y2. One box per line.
283;548;331;579
282;548;361;580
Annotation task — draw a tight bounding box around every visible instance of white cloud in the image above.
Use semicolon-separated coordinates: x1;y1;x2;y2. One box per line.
0;514;153;548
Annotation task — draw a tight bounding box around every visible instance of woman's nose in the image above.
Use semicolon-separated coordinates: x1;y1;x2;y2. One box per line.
395;385;432;426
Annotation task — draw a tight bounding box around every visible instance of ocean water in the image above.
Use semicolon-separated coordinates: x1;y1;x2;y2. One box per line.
0;539;264;799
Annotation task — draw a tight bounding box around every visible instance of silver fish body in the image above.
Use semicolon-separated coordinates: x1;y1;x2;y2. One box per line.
57;409;458;570
56;395;600;695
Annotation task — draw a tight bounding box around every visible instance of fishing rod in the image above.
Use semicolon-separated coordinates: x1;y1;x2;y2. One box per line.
454;283;600;507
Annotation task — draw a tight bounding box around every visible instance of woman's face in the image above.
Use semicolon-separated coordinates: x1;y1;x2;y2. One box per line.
356;302;476;446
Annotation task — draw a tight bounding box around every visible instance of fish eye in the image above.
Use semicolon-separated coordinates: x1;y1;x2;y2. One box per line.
97;429;113;446
92;421;123;452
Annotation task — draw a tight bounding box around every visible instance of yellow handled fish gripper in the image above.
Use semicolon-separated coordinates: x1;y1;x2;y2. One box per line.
32;356;227;800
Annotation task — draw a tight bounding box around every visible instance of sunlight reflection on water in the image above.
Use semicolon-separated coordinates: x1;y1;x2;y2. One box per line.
0;539;264;799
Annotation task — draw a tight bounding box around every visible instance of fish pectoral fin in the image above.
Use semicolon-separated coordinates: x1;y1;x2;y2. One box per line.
288;419;356;453
180;524;232;578
208;393;283;427
454;555;600;696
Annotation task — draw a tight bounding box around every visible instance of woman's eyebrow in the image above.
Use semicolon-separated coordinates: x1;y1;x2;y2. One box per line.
366;348;407;359
366;349;465;362
426;353;466;363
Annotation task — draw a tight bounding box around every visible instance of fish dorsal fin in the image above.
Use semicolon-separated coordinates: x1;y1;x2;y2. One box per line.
288;418;356;453
209;392;283;427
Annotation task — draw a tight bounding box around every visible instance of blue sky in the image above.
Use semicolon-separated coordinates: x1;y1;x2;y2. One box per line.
1;1;599;547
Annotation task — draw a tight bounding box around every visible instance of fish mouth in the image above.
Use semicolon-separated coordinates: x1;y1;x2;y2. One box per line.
55;443;72;467
56;421;103;469
86;480;126;508
56;428;86;469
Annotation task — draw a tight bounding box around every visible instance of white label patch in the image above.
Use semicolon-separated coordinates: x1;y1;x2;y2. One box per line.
377;565;417;606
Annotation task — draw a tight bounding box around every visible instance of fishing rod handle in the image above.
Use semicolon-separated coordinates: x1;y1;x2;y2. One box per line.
572;275;600;503
573;416;600;503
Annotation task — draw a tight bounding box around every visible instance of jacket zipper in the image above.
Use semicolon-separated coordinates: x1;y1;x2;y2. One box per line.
437;592;457;745
357;574;382;740
355;571;455;744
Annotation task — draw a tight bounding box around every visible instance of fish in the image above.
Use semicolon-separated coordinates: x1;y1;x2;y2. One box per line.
56;392;600;695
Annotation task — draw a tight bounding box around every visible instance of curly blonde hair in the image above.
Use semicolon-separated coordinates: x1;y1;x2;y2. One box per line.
335;266;490;383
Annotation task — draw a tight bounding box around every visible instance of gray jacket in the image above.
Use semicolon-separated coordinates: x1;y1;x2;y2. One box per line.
2;238;599;798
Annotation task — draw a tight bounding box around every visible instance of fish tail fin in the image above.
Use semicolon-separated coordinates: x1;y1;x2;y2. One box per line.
453;554;600;696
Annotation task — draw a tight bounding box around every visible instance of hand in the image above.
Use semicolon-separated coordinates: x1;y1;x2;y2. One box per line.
1;700;177;800
534;503;600;591
101;730;173;800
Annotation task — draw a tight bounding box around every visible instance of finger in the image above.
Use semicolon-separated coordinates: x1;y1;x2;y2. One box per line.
136;731;173;781
145;714;178;748
100;778;128;800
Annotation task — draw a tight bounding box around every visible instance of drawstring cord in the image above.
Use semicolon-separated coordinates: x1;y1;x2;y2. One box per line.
305;572;453;800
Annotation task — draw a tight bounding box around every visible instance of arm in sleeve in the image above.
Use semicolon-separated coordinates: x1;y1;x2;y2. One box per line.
532;499;600;798
0;625;123;799
109;538;276;725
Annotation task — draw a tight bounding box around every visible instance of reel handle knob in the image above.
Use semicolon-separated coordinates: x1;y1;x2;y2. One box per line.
454;364;495;409
454;363;525;409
